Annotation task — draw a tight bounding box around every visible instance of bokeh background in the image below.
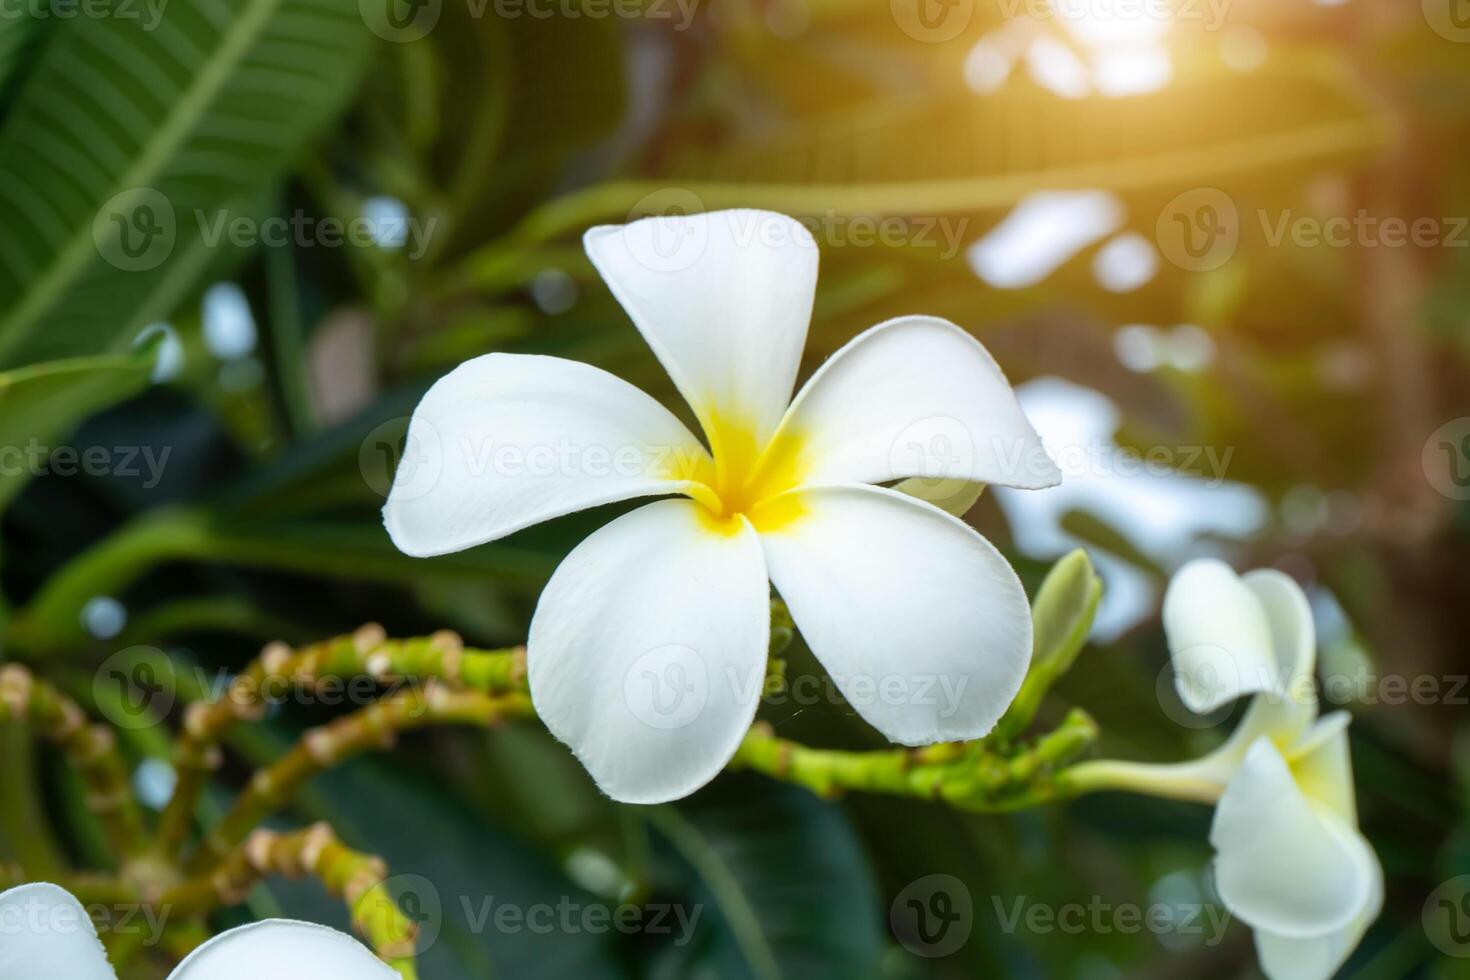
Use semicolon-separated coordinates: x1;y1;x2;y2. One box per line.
0;0;1468;976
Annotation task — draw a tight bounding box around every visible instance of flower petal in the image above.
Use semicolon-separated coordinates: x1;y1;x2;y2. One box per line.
584;209;817;449
1254;842;1382;980
1240;568;1318;734
1250;712;1379;979
1163;559;1281;715
767;315;1060;491
1209;738;1373;939
1287;711;1357;826
0;883;115;980
757;484;1031;744
383;353;709;557
528;498;769;804
169;919;396;979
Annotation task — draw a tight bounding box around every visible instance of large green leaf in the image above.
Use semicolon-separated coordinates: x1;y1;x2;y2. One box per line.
265;752;627;980
645;781;885;980
0;0;375;368
0;346;157;512
0;15;41;97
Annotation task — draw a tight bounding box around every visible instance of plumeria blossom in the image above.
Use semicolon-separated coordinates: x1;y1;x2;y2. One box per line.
0;882;393;979
1087;560;1382;980
384;209;1061;803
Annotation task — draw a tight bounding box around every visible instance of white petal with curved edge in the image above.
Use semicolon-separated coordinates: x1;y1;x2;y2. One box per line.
0;883;115;980
169;919;397;979
584;209;817;448
1254;837;1382;980
528;498;769;804
1163;560;1281;715
757;484;1032;745
1209;738;1372;939
1241;568;1319;733
383;353;709;557
768;316;1060;491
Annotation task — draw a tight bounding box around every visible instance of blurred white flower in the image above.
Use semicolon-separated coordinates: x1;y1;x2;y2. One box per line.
1157;560;1382;980
384;209;1061;803
0;882;393;979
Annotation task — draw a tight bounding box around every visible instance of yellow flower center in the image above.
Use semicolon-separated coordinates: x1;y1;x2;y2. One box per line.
682;410;808;535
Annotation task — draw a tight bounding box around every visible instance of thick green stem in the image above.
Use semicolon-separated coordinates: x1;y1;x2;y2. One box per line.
185;686;531;874
0;665;146;862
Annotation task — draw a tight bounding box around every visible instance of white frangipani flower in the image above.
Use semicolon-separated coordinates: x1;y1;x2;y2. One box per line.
1091;559;1382;980
384;209;1061;804
0;882;393;979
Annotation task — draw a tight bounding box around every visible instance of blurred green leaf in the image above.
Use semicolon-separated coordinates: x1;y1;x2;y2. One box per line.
248;738;626;979
0;0;375;368
0;346;157;513
645;782;885;979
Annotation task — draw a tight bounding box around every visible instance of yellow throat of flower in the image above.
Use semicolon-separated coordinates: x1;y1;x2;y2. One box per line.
682;410;808;535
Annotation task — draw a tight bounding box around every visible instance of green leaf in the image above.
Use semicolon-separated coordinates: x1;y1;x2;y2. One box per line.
0;346;157;512
268;753;627;979
645;782;885;980
0;15;41;97
0;0;375;368
482;56;1390;252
